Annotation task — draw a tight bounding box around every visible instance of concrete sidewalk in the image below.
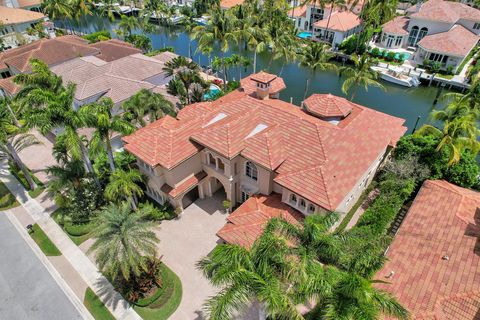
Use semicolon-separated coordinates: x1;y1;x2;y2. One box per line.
0;161;141;320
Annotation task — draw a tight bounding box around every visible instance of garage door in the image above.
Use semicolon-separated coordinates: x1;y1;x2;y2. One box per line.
182;186;199;209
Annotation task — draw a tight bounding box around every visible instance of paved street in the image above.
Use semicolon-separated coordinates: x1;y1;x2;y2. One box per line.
0;214;84;320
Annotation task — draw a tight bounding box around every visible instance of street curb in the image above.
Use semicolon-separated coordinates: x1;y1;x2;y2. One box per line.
4;210;94;320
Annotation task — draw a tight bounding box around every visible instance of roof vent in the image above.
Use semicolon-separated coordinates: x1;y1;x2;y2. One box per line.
385;271;395;279
442;255;449;261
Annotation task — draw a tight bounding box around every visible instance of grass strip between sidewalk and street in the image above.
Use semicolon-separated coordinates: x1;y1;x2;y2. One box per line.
0;181;19;210
29;224;62;256
83;288;115;320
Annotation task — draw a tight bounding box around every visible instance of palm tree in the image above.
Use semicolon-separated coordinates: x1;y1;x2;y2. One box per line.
299;42;338;101
163;57;206;102
444;77;480;111
46;158;86;207
41;0;73;30
96;0;120;22
197;233;307;320
80;98;134;171
117;14;140;38
22;82;98;183
122;89;175;127
307;271;409;320
14;59;64;99
415;116;480;165
247;26;269;74
340;54;385;100
88;202;159;281
191;7;236;59
323;0;347;42
180;6;196;59
142;0;168;47
0;99;39;190
104;169;144;210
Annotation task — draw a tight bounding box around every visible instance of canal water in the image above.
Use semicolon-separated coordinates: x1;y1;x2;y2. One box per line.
59;15;450;130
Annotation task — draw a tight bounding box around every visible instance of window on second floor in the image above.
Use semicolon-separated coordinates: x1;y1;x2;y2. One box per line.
308;204;316;214
299;199;306;209
245;161;258;181
290;193;297;204
474;22;480;30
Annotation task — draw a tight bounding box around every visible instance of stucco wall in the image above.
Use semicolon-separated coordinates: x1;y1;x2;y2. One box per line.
164;153;203;187
407;18;452;35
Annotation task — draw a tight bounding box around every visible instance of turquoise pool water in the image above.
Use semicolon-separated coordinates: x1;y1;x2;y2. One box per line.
395;52;411;60
297;32;313;39
204;84;221;100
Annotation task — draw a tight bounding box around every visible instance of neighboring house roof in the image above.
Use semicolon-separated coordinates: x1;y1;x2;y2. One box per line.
123;73;407;211
382;16;410;36
17;0;42;8
90;39;142;62
217;193;304;248
0;77;20;95
0;36;98;72
418;24;479;57
220;0;244;9
375;180;480;319
240;72;286;96
304;93;353;118
409;0;480;23
313;11;361;32
0;5;44;25
51;53;176;104
288;5;308;18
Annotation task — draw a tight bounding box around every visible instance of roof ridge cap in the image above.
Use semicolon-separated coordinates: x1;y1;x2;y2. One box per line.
317;165;333;210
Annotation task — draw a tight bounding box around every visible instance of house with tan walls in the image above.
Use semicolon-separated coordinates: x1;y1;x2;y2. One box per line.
123;71;407;246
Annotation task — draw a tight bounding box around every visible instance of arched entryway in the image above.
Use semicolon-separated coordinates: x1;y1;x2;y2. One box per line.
209;177;227;200
181;186;199;209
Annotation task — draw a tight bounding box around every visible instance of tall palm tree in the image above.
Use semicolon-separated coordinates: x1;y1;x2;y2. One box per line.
415;116;480;165
80;98;134;171
180;6;196;59
104;169;144;210
117;14;140;38
191;7;236;59
247;25;269;74
46;158;86;207
307;271;409;320
340;54;385;101
122;89;175;127
142;0;168;47
299;42;338;101
0;100;39;190
444;77;480;111
22;82;98;183
41;0;73;30
323;0;347;42
14;59;64;99
197;233;307;320
88;202;159;281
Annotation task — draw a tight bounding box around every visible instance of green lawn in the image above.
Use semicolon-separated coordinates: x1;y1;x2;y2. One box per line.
134;264;183;320
52;209;94;246
0;181;19;210
29;224;61;256
28;186;45;199
83;288;115;320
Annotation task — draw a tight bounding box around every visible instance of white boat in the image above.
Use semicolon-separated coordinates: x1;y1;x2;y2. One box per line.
371;66;420;87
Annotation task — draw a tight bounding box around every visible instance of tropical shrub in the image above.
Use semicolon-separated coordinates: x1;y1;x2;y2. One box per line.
371;47;380;57
82;30;111;43
386;51;396;61
125;34;152;52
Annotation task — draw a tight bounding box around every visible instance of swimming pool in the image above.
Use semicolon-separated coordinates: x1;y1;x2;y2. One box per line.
203;84;222;100
394;52;411;60
297;32;313;39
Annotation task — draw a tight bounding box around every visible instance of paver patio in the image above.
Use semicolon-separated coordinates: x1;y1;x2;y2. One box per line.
155;192;228;320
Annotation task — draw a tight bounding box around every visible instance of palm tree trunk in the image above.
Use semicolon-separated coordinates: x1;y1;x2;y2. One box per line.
131;194;138;210
324;5;334;42
258;302;267;320
253;48;258;73
6;103;20;126
350;87;358;101
6;141;37;190
105;136;116;171
79;141;100;186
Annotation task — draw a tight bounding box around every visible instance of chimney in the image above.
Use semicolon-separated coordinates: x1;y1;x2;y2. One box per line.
255;80;271;100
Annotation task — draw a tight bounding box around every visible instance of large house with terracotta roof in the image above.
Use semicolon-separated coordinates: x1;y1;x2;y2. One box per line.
1;0;42;12
122;71;407;246
375;180;480;319
289;1;363;48
380;0;480;72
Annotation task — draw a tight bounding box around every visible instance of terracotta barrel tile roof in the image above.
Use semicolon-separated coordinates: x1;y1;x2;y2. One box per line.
313;11;361;32
240;72;286;96
304;93;353;118
17;0;42;7
382;16;410;36
0;5;44;25
409;0;480;24
0;77;21;95
217;194;304;248
220;0;245;9
250;71;278;84
375;180;480;319
91;40;142;62
123;81;407;211
418;25;479;57
0;36;98;73
161;171;207;198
